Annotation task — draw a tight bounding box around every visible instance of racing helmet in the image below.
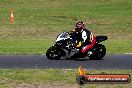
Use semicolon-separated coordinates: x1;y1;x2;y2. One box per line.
75;21;85;32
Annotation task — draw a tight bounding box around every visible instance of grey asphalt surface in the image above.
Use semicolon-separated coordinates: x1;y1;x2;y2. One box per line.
0;54;132;69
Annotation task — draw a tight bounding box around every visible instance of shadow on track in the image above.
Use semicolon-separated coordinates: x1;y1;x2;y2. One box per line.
66;58;104;61
50;58;104;61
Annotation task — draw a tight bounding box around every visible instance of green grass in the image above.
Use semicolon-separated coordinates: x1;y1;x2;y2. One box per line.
0;0;132;54
0;39;54;55
0;69;132;88
103;39;132;54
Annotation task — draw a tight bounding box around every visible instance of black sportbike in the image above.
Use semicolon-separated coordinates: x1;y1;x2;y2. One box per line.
46;32;108;60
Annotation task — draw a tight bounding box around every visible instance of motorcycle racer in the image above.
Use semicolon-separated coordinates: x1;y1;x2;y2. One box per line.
71;21;96;54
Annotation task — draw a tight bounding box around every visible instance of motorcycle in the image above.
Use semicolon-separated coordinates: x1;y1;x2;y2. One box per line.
46;31;108;60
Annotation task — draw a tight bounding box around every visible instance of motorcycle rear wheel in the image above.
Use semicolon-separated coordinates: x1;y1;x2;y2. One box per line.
89;44;106;60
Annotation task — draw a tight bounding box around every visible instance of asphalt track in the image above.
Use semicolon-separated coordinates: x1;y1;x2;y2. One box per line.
0;54;132;69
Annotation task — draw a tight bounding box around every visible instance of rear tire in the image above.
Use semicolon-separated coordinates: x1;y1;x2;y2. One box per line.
46;46;65;60
89;44;106;60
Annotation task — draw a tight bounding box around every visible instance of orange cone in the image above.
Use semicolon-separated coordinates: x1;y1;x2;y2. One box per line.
10;11;14;23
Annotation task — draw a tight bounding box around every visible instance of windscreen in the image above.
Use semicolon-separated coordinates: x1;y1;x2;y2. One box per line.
59;32;69;38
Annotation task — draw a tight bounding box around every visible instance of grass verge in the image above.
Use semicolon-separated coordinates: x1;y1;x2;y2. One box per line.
0;69;132;88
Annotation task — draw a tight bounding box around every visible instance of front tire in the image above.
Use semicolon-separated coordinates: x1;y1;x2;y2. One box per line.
89;44;106;60
46;46;65;60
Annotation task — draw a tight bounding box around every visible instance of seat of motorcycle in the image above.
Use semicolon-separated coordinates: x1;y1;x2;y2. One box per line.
96;36;108;42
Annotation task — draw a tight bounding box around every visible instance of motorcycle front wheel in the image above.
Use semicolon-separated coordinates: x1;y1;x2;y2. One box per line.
46;46;65;60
